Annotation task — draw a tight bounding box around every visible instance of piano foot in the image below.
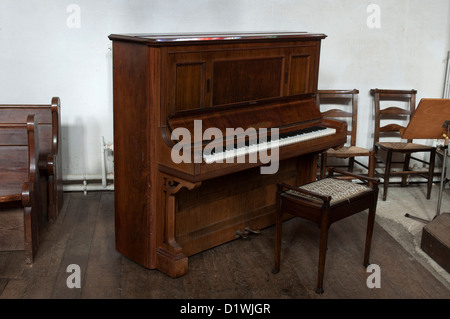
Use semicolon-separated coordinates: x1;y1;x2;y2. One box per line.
156;247;188;278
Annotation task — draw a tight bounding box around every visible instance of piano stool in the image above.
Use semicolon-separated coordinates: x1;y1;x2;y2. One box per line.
272;168;380;294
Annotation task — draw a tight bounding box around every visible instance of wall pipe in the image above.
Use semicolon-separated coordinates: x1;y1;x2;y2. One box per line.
64;182;114;195
63;136;114;194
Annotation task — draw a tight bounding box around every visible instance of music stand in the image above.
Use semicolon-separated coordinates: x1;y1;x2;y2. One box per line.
401;98;450;223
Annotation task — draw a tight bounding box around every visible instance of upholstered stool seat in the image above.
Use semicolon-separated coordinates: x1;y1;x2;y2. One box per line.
286;178;371;204
272;168;380;294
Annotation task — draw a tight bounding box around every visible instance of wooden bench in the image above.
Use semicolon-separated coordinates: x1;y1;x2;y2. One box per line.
0;115;43;263
0;97;63;221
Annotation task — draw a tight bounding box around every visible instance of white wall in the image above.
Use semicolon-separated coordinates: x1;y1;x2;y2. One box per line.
1;0;449;178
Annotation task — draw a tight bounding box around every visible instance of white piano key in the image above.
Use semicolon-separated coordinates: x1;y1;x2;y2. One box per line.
203;127;336;164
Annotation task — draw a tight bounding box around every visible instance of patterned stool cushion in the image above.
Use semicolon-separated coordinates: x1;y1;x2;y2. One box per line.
286;178;371;204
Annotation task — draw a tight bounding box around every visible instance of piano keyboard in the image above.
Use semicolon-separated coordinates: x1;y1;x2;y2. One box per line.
203;126;336;164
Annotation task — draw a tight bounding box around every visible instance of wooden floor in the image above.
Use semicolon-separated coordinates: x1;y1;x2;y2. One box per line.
1;191;449;300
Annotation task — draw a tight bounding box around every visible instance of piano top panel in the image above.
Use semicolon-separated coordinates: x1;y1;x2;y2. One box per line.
108;32;327;46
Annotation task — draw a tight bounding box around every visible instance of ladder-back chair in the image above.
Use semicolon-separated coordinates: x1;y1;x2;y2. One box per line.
371;88;436;201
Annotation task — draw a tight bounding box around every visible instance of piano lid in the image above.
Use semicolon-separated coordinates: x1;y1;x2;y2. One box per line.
108;31;327;46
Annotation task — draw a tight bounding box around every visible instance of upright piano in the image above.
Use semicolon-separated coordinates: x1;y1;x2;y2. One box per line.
108;32;347;277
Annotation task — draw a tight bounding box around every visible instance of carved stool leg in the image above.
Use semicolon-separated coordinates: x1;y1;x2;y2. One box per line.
364;207;376;267
316;213;330;294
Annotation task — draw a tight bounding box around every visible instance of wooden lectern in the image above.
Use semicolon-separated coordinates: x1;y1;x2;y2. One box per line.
402;98;450;140
402;98;450;221
403;98;450;273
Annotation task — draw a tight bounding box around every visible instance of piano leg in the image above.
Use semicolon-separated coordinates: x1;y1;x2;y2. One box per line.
156;174;201;278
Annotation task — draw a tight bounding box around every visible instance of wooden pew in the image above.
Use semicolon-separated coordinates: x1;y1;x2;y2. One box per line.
0;97;63;221
0;115;43;263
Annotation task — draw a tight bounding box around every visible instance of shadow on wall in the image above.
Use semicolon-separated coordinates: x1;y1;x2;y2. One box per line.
61;116;114;193
61;117;86;181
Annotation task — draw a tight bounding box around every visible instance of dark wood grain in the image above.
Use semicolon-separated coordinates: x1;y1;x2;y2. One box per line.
0;97;63;221
0;115;43;264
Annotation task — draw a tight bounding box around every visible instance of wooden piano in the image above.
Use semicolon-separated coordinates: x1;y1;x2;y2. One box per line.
108;32;347;277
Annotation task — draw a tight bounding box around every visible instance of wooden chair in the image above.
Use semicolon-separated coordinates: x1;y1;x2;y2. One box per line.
0;115;43;263
371;89;436;201
316;89;375;182
272;168;379;294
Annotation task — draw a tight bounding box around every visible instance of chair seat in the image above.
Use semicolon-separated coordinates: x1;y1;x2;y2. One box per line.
326;145;371;158
376;141;433;152
286;178;372;204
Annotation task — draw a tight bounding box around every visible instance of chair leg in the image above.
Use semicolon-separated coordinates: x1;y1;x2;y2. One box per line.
320;153;327;179
426;149;436;200
316;218;329;294
364;207;376;267
368;151;375;188
402;154;411;187
348;157;355;173
272;196;282;274
382;149;393;201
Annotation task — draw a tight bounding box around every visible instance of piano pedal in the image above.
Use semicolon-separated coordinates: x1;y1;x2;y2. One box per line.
244;227;260;235
236;227;261;240
235;230;248;240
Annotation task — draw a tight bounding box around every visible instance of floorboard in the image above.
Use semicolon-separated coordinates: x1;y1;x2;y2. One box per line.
0;191;449;301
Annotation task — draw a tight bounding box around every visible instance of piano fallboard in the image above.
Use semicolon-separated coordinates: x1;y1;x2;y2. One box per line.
159;117;346;183
159;95;346;182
